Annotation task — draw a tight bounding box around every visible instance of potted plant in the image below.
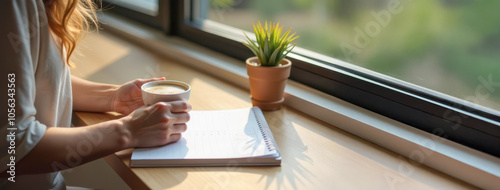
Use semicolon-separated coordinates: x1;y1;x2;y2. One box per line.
243;21;298;111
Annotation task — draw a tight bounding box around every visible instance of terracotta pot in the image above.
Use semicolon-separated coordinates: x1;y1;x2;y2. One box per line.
246;56;291;111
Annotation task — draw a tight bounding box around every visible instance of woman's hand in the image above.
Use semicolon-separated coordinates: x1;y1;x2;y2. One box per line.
112;78;165;115
120;101;192;148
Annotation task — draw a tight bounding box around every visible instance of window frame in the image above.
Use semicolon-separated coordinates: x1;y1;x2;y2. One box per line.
100;0;171;32
104;0;500;158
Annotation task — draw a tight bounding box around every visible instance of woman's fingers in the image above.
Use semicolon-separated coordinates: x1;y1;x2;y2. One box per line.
151;101;190;113
168;101;192;113
166;133;182;144
133;77;166;87
172;124;188;133
124;101;191;148
172;112;190;124
148;102;190;123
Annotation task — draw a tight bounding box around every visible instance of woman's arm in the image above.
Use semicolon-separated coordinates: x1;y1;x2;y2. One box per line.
13;101;191;175
16;119;126;174
71;76;165;114
71;75;118;113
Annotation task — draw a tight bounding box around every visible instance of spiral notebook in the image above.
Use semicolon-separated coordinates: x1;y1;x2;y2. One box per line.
130;107;281;167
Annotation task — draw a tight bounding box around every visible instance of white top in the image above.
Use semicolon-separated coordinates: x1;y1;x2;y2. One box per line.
0;0;73;189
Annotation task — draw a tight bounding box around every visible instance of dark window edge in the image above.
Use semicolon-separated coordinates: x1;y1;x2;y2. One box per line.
99;0;169;32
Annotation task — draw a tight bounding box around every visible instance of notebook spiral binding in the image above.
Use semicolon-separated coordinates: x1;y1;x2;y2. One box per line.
251;107;276;152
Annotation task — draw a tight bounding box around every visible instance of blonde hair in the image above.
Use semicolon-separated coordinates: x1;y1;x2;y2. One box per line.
44;0;99;66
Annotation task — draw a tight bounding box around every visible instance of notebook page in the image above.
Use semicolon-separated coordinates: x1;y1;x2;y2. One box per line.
131;108;277;160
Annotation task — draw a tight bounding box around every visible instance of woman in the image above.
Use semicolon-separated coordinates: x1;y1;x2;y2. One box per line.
0;0;191;189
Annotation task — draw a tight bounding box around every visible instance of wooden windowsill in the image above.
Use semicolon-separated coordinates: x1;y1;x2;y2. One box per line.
70;30;477;189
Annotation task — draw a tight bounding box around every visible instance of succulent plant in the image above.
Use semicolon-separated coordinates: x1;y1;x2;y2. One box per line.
243;21;299;67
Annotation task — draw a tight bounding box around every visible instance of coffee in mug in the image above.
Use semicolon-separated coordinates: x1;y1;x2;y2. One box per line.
141;80;191;105
144;85;186;94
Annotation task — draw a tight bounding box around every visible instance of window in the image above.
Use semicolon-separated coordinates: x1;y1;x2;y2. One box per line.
101;0;168;30
108;0;159;16
103;0;500;158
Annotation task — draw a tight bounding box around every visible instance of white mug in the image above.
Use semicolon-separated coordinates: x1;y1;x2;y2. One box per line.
141;80;191;105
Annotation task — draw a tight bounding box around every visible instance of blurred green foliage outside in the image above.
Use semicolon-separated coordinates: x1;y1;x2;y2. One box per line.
206;0;500;111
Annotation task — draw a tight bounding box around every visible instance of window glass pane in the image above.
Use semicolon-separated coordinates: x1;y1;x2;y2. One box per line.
106;0;158;16
194;0;500;113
